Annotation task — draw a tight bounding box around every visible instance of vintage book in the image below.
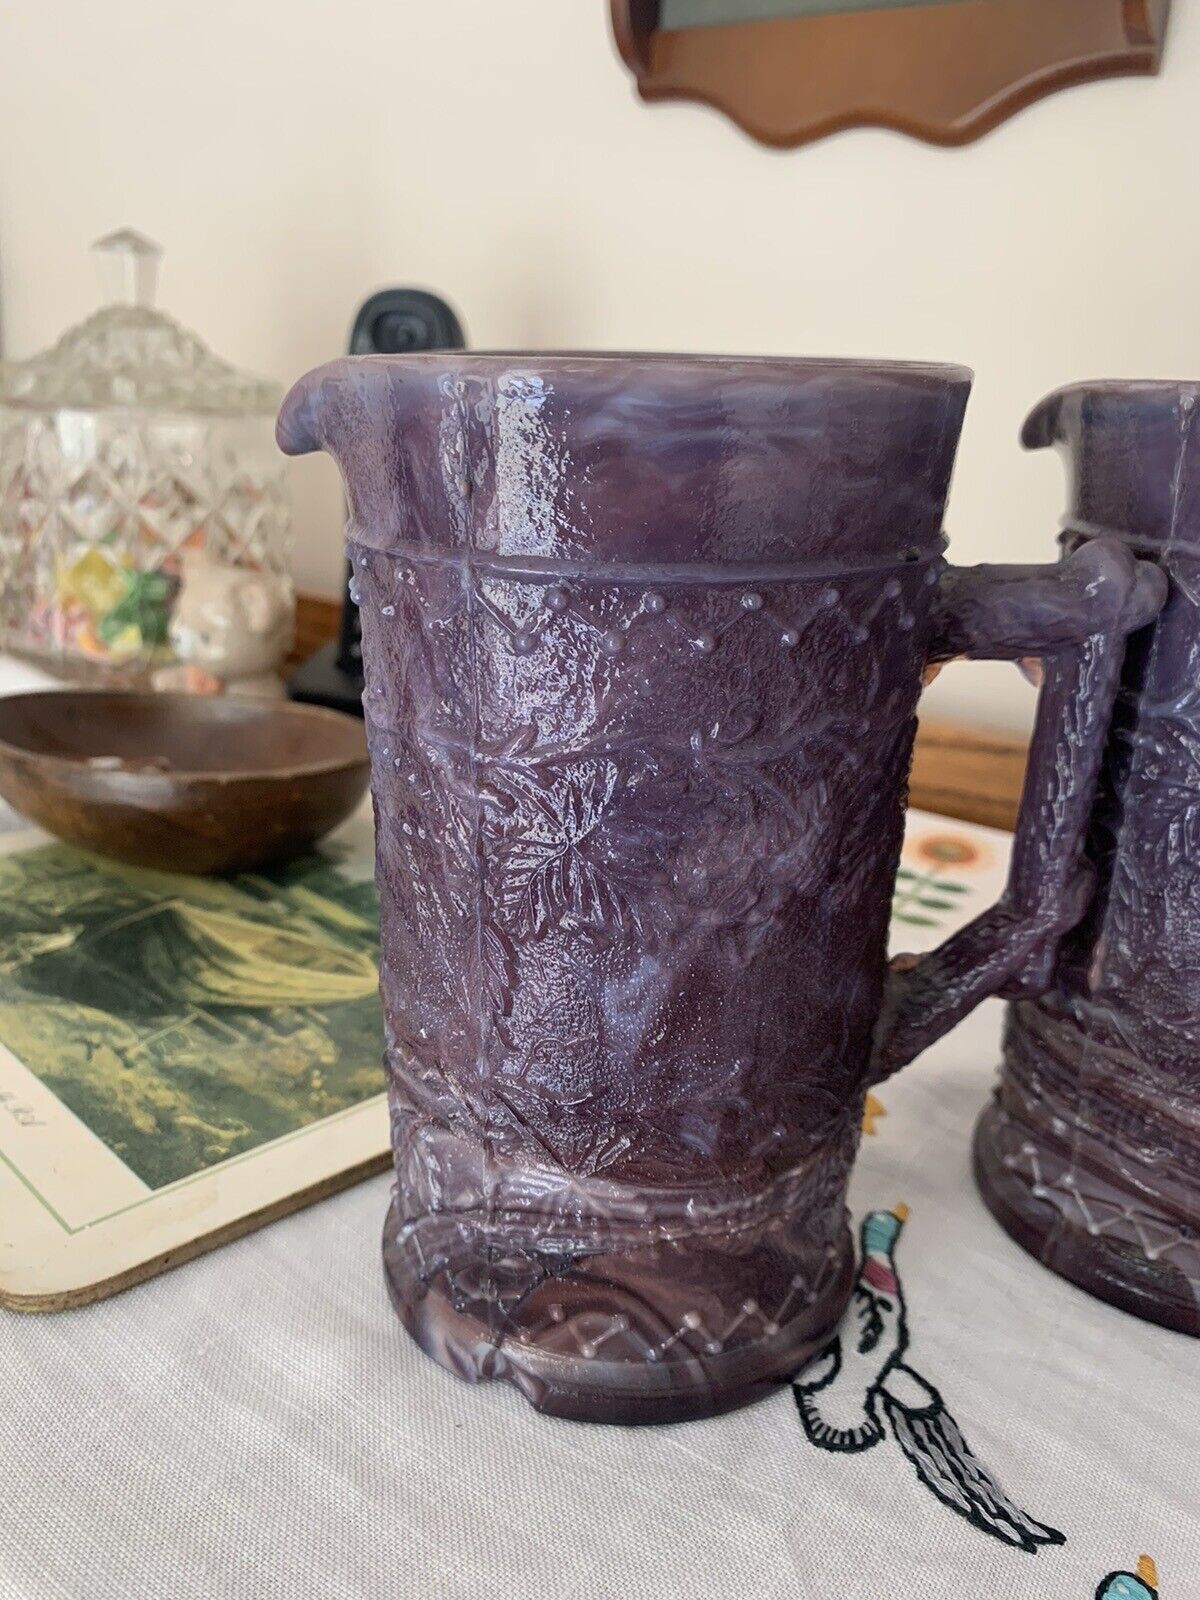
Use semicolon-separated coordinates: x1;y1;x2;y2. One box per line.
0;801;388;1309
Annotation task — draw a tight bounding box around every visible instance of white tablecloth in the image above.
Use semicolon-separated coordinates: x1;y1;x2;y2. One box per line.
2;846;1198;1599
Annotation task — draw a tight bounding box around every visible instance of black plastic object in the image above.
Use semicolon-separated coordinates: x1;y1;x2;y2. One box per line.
287;289;466;714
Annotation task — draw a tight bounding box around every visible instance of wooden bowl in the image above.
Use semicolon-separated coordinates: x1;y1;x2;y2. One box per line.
0;691;371;875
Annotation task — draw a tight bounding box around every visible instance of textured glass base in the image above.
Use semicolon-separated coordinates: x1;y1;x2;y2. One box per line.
382;1195;855;1424
973;1100;1199;1339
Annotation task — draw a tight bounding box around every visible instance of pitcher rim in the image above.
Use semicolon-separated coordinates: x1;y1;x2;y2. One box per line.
311;350;973;383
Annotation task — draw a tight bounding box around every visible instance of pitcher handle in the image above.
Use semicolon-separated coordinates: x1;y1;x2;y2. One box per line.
870;537;1165;1081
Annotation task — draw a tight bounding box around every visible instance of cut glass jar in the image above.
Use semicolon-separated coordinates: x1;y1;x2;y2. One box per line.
0;230;289;681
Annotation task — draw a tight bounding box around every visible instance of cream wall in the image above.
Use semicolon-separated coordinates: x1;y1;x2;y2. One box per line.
1;1;1196;729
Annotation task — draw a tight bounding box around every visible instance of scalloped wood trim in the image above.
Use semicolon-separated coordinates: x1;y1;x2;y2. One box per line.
611;0;1170;150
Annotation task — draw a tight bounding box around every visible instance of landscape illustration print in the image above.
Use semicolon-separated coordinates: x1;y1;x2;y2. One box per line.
0;837;384;1190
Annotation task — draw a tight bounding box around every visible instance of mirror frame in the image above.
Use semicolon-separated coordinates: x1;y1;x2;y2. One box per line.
611;0;1171;149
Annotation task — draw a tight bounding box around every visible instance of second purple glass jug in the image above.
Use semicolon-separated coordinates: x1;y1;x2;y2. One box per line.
975;380;1200;1337
278;355;1161;1422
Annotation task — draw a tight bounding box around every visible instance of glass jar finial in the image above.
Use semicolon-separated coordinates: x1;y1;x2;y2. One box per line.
91;227;162;309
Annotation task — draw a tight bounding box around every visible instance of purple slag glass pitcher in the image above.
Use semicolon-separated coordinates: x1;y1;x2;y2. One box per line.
277;355;1162;1422
975;380;1200;1338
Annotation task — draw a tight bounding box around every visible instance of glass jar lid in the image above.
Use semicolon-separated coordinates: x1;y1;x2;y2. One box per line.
0;229;281;416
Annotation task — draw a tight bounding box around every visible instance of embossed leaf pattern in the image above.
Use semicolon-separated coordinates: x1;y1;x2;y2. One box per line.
1094;708;1200;1039
480;922;518;1022
484;761;670;940
1134;716;1200;872
478;738;862;960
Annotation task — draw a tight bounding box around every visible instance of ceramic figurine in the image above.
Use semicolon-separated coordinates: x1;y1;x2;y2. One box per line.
153;552;293;698
975;381;1200;1338
277;354;1162;1423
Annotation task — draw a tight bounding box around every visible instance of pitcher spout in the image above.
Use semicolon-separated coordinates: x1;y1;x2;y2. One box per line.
1020;387;1067;451
276;356;385;460
275;357;429;548
276;365;327;457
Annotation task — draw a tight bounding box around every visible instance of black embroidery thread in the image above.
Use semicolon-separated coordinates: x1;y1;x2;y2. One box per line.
793;1206;1066;1555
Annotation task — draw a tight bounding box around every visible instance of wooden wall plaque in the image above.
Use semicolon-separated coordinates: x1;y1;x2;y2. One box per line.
611;0;1171;149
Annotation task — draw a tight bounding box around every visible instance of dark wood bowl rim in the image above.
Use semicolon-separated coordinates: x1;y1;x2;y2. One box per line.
0;690;369;784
